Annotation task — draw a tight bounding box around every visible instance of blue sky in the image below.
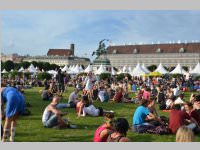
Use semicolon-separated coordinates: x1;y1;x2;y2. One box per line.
1;10;200;60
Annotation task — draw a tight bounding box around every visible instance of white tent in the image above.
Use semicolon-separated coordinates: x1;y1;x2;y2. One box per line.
170;63;187;74
68;64;82;74
62;65;69;72
47;70;57;75
142;63;150;74
128;66;132;74
10;69;14;72
79;65;84;72
28;64;36;73
18;67;25;72
1;69;8;73
122;65;128;73
155;63;169;74
190;62;200;75
111;67;117;75
95;64;110;75
131;63;147;76
84;64;93;73
117;67;123;74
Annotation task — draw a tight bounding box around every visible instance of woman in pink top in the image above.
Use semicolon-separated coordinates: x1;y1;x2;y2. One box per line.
142;87;151;100
93;113;114;142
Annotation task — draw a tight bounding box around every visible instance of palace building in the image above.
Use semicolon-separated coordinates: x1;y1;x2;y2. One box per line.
23;44;90;66
106;42;200;68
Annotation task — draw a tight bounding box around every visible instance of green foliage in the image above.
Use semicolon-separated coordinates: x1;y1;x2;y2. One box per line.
31;61;38;67
49;64;59;71
20;61;31;69
24;72;32;79
168;66;175;72
43;62;51;71
194;75;200;80
171;74;183;78
37;72;52;80
77;72;87;77
182;66;188;72
147;65;157;72
99;73;111;80
116;73;131;81
1;61;4;71
10;71;23;78
4;60;14;71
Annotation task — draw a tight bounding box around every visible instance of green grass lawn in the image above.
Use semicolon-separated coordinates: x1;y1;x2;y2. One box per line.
11;87;200;142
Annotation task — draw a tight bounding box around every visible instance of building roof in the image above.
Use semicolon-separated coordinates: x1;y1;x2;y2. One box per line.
47;49;73;56
107;42;200;54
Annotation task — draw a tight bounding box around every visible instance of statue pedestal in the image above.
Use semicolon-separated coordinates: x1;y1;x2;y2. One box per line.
92;57;111;72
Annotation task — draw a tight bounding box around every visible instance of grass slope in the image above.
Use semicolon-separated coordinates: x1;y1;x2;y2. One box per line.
12;87;200;142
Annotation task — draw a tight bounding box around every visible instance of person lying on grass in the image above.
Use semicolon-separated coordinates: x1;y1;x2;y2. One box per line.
106;118;130;142
77;95;114;117
42;95;76;129
93;112;115;142
77;95;103;117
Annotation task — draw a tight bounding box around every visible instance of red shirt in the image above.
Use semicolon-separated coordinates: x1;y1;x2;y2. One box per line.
114;92;123;102
191;110;200;126
169;110;190;134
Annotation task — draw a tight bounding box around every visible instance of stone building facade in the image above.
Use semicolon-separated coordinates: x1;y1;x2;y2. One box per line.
106;42;200;68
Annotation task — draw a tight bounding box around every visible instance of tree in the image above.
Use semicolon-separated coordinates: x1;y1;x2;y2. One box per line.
4;60;14;71
14;63;20;70
31;61;38;68
37;62;44;71
20;61;31;69
43;62;51;71
50;64;59;70
183;66;188;72
147;65;157;72
1;61;4;71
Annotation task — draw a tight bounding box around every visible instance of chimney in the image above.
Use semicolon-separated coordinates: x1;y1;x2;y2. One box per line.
70;43;75;56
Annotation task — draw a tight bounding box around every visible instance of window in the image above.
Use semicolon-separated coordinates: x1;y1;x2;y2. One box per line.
112;49;117;54
133;48;139;54
179;48;185;53
156;48;162;53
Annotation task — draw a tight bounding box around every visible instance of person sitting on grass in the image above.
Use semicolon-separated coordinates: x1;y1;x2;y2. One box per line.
132;99;163;133
169;104;197;134
41;85;52;101
42;95;76;129
176;126;195;142
112;87;123;103
67;88;80;108
93;113;115;142
106;118;130;142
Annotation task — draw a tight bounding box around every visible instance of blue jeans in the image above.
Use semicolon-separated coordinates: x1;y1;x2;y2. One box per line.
44;114;58;128
133;123;154;133
56;103;69;109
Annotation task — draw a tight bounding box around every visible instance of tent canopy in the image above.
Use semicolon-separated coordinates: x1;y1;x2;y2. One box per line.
95;64;110;75
170;63;187;74
131;63;147;76
84;64;93;73
155;63;169;74
190;62;200;75
142;63;150;74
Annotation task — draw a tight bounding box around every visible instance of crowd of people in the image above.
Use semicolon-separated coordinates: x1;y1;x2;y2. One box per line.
1;68;200;142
